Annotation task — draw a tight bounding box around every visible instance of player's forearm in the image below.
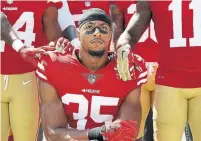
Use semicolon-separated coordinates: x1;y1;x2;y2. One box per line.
116;88;142;131
45;126;89;141
117;102;142;131
116;1;152;49
126;13;151;47
1;12;19;45
43;7;62;41
41;101;89;141
1;12;25;52
109;4;124;50
111;22;124;46
62;25;81;48
45;21;62;41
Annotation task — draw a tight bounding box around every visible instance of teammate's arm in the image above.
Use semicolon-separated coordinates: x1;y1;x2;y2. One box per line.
62;25;80;48
0;12;24;51
116;1;152;48
39;80;89;141
57;0;80;48
63;25;77;42
0;12;55;66
109;4;124;51
43;6;62;41
115;1;152;81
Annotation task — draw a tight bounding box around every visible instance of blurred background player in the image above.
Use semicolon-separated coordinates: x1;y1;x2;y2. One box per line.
36;8;147;141
109;1;158;141
0;1;62;141
116;1;201;141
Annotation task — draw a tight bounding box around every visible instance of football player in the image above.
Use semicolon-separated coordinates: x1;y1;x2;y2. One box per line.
36;8;147;141
109;1;158;140
0;1;62;141
116;1;201;141
58;1;112;48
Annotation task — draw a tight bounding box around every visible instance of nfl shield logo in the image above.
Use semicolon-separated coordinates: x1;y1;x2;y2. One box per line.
88;74;96;84
7;0;13;4
85;1;91;7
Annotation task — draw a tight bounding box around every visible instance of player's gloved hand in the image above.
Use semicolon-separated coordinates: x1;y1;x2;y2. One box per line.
19;45;55;67
115;43;145;81
101;120;139;141
87;120;122;141
32;38;75;66
50;37;75;54
19;37;77;67
101;119;122;133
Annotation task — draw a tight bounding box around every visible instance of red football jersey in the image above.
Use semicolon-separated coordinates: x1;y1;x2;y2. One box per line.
36;50;147;130
150;1;201;88
62;1;111;27
115;1;159;63
1;1;62;74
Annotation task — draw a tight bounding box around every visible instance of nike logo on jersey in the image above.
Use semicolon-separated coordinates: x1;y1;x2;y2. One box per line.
23;80;32;85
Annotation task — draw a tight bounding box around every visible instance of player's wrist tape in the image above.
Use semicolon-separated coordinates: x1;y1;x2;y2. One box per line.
88;127;103;141
12;39;25;52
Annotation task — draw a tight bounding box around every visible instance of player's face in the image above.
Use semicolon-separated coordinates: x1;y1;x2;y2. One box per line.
79;20;112;57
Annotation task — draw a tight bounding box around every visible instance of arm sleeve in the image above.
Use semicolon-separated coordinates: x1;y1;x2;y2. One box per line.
135;56;148;86
127;63;147;93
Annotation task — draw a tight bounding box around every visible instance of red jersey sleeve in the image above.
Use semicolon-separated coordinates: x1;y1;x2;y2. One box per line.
134;54;148;86
123;54;148;93
36;51;73;85
125;66;147;95
36;55;53;84
136;69;147;86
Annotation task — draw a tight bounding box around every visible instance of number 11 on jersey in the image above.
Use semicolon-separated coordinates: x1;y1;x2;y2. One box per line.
169;0;201;48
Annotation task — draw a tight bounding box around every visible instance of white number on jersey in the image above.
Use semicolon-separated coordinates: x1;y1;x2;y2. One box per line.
71;2;91;22
59;1;86;25
62;93;119;130
127;4;157;43
169;0;201;48
58;1;76;30
0;12;36;52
